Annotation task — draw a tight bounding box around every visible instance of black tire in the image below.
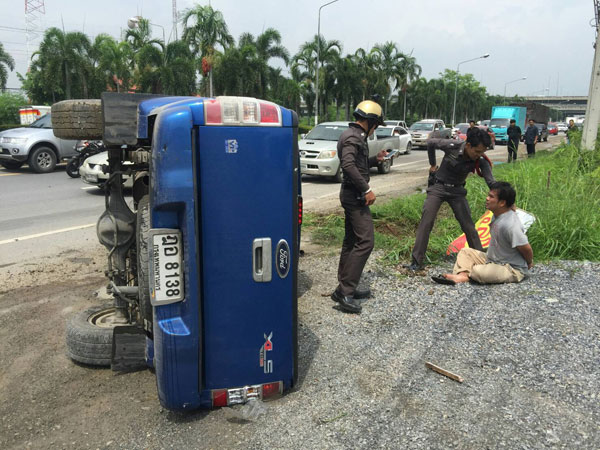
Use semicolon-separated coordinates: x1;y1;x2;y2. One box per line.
544;136;548;142
29;145;57;173
333;166;343;183
377;158;391;174
405;142;412;155
66;157;81;178
136;196;152;336
0;160;24;170
66;304;121;366
52;99;103;140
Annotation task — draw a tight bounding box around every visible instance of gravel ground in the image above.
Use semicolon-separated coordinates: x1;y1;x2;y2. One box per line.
1;235;598;449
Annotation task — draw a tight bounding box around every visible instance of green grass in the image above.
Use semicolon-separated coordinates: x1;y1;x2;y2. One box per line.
303;138;600;265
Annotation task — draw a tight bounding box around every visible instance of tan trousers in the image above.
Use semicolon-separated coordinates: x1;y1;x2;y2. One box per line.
453;248;525;284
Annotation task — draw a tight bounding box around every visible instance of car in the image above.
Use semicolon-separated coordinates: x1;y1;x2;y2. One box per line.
79;150;133;187
453;123;470;140
384;120;408;129
480;119;491;127
547;123;558;135
375;126;412;154
534;123;549;142
0;113;78;173
409;119;452;148
556;122;568;133
299;121;402;182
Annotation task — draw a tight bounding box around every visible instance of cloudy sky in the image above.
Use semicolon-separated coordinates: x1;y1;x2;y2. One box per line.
1;0;596;97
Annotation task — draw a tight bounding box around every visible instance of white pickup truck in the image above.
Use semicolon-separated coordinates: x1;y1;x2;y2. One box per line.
299;121;407;182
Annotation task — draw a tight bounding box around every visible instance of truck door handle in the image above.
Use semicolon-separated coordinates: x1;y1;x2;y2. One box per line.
252;238;272;282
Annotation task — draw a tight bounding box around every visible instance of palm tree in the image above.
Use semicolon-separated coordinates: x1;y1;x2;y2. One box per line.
160;41;196;95
373;42;404;114
0;43;15;90
397;53;422;121
94;35;133;93
33;27;92;99
182;5;234;96
352;47;380;102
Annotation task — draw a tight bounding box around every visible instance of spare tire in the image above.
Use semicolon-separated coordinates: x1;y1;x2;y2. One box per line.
52;99;103;140
66;304;126;366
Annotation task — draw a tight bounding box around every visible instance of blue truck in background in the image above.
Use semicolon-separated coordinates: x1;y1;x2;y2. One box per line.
52;93;301;411
490;106;527;145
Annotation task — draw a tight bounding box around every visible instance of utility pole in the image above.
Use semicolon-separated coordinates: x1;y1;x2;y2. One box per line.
172;0;178;41
582;1;600;150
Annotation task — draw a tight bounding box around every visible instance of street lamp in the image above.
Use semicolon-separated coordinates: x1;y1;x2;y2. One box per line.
503;76;527;105
451;53;489;126
315;0;339;126
128;16;166;43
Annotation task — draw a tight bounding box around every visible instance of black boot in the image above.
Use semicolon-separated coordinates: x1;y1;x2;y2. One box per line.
331;290;362;313
353;287;371;300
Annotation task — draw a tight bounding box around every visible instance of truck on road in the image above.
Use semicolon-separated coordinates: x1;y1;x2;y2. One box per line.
490;106;527;145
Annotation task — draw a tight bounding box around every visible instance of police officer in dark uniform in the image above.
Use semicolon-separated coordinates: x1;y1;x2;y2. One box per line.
506;119;522;162
405;127;495;270
331;100;387;313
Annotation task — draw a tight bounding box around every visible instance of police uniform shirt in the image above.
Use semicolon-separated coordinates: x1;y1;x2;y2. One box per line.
427;138;495;188
338;123;378;194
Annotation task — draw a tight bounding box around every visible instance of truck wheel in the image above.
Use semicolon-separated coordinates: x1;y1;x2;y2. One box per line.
405;142;412;155
136;195;153;336
333;167;344;183
66;304;122;366
52;99;103;140
66;157;81;178
0;160;24;170
29;145;57;173
377;159;391;174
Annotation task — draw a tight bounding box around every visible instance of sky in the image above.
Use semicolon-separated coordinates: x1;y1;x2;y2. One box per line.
1;0;596;97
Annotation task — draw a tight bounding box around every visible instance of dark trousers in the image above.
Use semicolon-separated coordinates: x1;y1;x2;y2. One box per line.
411;183;482;266
507;140;519;162
526;143;536;157
337;201;374;297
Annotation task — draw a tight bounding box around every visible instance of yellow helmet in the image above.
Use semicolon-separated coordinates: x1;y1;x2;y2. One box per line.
353;100;384;125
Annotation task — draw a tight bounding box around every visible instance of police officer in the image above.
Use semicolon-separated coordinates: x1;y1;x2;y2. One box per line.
331;100;387;313
506;119;522;162
405;127;496;271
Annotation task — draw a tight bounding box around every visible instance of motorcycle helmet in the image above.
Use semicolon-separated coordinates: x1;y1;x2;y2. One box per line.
353;100;385;127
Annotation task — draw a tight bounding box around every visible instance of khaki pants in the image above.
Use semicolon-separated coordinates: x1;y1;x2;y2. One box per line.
453;248;525;284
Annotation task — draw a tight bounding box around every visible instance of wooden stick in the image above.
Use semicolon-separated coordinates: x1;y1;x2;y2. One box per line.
425;361;464;383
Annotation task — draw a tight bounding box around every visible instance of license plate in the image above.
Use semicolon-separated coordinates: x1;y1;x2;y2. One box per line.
84;174;98;183
149;229;184;305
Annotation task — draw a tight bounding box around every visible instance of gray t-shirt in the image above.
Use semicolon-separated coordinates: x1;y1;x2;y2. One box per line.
487;210;529;273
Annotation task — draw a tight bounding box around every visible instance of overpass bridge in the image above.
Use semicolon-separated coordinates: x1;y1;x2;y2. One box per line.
522;96;587;116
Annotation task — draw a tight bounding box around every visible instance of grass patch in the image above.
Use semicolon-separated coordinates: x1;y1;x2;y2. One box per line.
303;140;600;265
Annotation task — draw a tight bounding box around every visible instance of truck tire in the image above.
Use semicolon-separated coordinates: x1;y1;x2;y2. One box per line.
52;99;103;140
377;159;391;174
136;195;153;336
66;304;120;366
29;145;57;173
405;142;412;155
333;166;344;183
0;160;24;170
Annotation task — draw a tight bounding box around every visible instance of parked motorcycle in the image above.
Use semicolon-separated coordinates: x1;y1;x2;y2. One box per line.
66;140;105;178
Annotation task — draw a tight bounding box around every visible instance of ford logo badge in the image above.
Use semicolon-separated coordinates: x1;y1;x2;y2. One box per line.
275;239;290;278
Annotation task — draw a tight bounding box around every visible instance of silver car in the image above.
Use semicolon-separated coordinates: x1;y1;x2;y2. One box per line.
0;114;77;173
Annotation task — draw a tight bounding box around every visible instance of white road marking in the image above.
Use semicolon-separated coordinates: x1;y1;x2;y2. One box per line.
80;186;97;190
0;223;96;245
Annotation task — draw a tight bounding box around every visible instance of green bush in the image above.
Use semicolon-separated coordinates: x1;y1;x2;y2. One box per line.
0;92;28;126
0;123;26;131
298;123;312;135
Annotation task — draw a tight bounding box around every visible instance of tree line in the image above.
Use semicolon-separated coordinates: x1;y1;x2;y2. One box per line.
1;4;515;125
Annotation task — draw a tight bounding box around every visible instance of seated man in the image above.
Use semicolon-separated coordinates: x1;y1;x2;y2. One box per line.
432;181;533;285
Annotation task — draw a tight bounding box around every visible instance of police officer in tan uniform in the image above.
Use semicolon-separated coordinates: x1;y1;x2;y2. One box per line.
405;127;496;271
331;101;387;313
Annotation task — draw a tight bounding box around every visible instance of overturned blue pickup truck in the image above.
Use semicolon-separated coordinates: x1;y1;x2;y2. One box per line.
52;94;302;410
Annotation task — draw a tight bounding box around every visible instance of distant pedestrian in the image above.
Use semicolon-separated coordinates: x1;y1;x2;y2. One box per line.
566;119;577;145
404;127;495;271
506;119;522;162
431;181;533;285
332;100;387;314
523;119;539;157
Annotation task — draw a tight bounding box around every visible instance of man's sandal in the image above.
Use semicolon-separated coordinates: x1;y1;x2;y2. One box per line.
431;274;456;286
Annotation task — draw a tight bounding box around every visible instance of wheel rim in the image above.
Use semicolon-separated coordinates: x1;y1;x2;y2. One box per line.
36;151;53;169
88;307;128;328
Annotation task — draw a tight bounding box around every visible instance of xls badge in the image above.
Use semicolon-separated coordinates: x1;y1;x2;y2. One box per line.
275;239;290;278
259;332;273;374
